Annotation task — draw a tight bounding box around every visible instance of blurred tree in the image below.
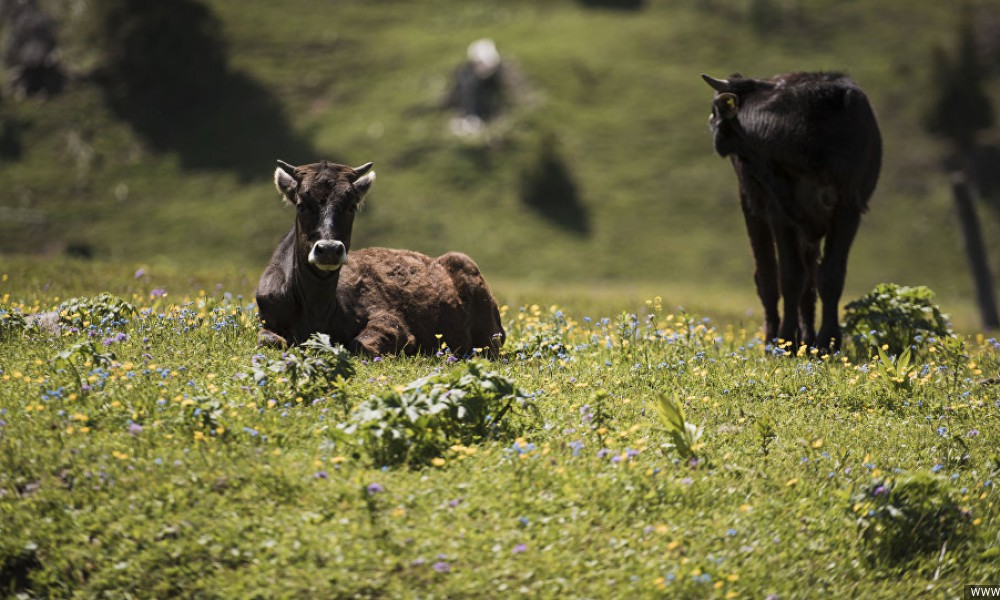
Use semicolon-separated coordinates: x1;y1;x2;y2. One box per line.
924;27;994;151
0;89;23;158
923;8;999;329
0;0;65;97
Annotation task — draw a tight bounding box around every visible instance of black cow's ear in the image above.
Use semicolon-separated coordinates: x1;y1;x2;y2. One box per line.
353;169;376;204
274;165;298;204
713;93;740;120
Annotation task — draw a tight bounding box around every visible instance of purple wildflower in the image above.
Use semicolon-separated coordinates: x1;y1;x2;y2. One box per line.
367;483;384;495
150;288;167;298
314;471;329;479
872;485;888;496
967;429;980;437
512;543;527;554
133;268;145;279
433;561;450;574
681;477;693;485
128;422;143;436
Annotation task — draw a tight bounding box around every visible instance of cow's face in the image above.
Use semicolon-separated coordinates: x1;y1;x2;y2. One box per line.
702;73;784;157
274;160;376;272
702;74;743;156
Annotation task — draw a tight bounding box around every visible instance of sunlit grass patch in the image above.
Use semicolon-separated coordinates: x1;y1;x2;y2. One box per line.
1;264;998;597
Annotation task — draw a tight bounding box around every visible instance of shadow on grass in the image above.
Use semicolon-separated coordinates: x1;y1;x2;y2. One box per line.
519;131;591;235
99;69;318;180
89;0;319;180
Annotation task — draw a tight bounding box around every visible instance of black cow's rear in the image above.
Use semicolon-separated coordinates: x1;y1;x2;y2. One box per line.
703;71;882;351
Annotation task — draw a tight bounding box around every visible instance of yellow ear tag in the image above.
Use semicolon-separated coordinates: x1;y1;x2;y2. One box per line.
726;96;737;110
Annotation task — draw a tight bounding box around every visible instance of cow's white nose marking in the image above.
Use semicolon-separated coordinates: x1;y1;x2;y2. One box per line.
309;240;347;270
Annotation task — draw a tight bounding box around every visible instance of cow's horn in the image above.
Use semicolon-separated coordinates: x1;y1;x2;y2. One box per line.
701;74;730;92
352;162;374;178
276;159;299;174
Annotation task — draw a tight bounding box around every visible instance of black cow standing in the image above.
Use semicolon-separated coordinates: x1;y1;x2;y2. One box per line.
703;72;882;352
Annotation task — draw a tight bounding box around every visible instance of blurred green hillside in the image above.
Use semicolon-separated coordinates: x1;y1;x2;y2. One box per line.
2;0;999;324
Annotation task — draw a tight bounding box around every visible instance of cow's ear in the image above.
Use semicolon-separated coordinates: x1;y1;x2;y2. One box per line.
274;167;298;204
714;93;740;120
352;170;376;205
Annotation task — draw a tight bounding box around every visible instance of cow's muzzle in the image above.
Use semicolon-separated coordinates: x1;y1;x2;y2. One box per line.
308;240;347;271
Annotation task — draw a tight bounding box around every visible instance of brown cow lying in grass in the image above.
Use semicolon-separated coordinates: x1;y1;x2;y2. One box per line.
255;159;505;358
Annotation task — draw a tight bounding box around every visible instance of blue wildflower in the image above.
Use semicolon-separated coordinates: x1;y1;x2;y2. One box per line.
567;440;584;457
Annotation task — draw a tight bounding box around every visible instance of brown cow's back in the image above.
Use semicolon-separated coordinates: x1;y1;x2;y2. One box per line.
337;248;504;356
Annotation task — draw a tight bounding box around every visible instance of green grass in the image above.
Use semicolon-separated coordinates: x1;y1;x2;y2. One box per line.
1;259;998;598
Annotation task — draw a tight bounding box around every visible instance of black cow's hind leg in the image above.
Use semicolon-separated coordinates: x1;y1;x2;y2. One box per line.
739;182;780;343
773;223;807;349
817;206;862;351
799;242;820;349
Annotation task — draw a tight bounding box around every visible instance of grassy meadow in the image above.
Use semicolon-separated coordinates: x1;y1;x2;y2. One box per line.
3;0;1000;597
1;259;999;598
